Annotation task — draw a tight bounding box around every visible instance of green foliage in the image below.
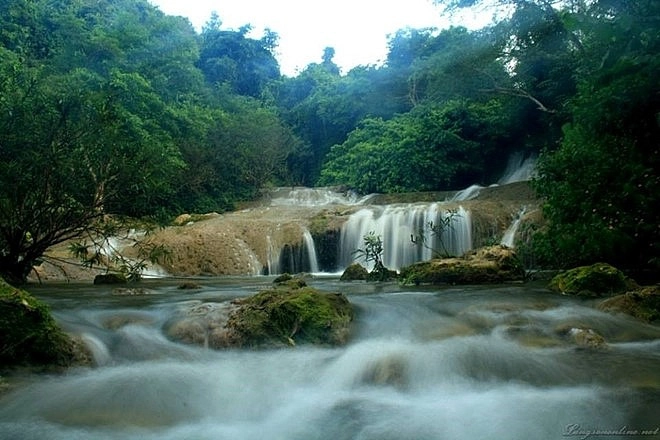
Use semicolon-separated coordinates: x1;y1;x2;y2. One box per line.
319;99;512;193
532;1;659;270
68;218;171;282
352;232;393;281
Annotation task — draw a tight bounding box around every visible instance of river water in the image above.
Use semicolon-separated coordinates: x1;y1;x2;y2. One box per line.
1;278;659;440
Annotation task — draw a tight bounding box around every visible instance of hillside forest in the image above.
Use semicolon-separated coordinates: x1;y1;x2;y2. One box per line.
0;0;658;283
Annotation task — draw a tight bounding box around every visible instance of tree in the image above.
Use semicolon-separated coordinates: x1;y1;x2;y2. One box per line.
198;18;280;97
532;1;660;270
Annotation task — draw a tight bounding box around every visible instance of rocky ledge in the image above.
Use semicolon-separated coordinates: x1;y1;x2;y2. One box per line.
399;245;526;285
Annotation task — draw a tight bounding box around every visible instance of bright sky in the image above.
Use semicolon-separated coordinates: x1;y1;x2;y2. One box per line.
149;0;493;76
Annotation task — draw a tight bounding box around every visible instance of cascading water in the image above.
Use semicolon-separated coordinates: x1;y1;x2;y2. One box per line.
501;206;527;248
2;281;658;440
302;229;320;273
339;204;472;271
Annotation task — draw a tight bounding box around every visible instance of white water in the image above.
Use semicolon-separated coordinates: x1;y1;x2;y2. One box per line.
2;281;658;440
269;187;373;206
498;153;537;185
500;206;527;248
339;204;472;271
302;229;320;273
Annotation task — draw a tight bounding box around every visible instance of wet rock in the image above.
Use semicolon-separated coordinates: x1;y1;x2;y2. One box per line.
548;263;634;297
177;281;202;290
555;324;608;350
340;264;369;281
166;284;354;349
597;285;660;323
0;277;92;368
399;245;525;285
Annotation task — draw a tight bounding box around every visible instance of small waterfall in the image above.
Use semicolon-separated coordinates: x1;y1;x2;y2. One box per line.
339;204;472;271
498;153;537;184
265;228;320;275
302;229;320;273
265;235;280;275
501;207;526;248
269;187;373;206
448;184;483;201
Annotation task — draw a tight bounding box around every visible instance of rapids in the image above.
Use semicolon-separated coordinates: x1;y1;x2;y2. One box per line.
1;278;659;440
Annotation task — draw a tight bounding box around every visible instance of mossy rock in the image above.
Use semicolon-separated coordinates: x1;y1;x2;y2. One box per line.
340;264;369;281
548;263;634;297
0;277;89;368
400;245;525;285
597;285;660;322
224;286;354;348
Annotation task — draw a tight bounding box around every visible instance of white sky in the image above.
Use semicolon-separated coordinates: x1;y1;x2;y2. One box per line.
149;0;494;76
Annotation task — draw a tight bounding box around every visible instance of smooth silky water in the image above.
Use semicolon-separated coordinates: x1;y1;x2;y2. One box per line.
1;278;659;440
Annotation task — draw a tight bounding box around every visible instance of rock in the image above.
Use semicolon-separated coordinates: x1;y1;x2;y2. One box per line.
273;273;307;289
166;285;354;349
340;264;369;281
93;273;127;285
548;263;634;297
555;324;608;350
0;277;91;368
399;245;525;285
597;285;660;322
177;281;201;290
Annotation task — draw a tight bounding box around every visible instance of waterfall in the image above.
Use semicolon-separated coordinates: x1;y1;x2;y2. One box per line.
265;228;320;275
339;204;472;271
501;207;527;248
302;229;320;273
498;153;537;184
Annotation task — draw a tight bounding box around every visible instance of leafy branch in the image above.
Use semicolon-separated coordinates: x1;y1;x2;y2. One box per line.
68;218;171;282
411;208;461;258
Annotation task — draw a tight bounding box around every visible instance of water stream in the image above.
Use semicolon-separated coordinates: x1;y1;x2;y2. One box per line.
1;279;658;439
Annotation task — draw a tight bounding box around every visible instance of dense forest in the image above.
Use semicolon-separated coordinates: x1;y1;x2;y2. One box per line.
0;0;657;283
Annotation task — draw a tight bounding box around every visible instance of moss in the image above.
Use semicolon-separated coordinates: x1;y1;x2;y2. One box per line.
340;264;369;281
598;286;660;322
400;245;525;285
548;263;634;297
0;277;82;368
227;286;353;347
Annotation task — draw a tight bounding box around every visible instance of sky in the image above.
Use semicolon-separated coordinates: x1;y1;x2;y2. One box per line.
148;0;494;76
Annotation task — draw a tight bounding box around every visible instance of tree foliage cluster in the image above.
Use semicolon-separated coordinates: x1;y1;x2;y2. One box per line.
0;0;657;283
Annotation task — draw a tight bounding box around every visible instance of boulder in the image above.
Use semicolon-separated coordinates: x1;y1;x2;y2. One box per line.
166;279;354;349
0;277;91;368
399;245;525;285
548;263;634;297
340;263;369;281
597;285;660;323
555;324;608;350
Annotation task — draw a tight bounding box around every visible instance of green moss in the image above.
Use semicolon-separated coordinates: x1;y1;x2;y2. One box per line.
227;286;353;347
0;278;79;368
598;286;660;322
549;263;633;297
340;264;369;281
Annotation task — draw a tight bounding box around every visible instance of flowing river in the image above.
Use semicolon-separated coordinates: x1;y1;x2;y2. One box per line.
1;277;659;440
